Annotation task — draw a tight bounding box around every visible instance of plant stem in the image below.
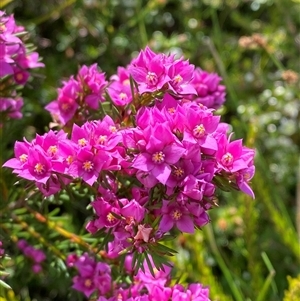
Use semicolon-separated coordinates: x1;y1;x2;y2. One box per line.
204;223;244;301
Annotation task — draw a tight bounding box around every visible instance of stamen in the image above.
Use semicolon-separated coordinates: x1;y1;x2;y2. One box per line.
47;145;58;156
34;163;45;175
119;93;127;101
221;152;233;166
106;212;116;223
109;125;117;133
98;135;107;145
146;72;158;86
66;155;74;165
173;74;183;84
19;154;28;163
152;151;165;164
168;107;176;114
83;161;94;172
193;124;206;138
172;167;184;178
84;279;92;288
61;103;70;112
171;209;182;220
78;138;87;147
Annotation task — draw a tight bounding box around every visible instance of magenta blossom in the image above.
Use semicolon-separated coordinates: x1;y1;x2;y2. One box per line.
189;67;226;109
128;46;170;94
107;66;133;106
159;200;195;234
45;77;80;125
167;58;196;95
75;148;111;186
0;97;23;119
77;63;107;109
132;122;186;185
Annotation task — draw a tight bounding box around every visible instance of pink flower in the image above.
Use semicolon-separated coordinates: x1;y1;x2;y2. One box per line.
90;198;121;231
132;122;186;185
133;224;153;243
171;283;211;301
72;276;96;298
45;77;80;125
16;240;46;274
135;255;172;290
0;97;23;119
13;66;29;84
216;134;249;173
183;103;220;153
167;58;196;95
236;164;255;198
16;52;45;69
76;148;111;186
77;63;107;109
189;68;226;109
69;253;112;298
107;66;133;106
159;200;195;234
17;146;52;184
128;46;170;94
121;199;146;223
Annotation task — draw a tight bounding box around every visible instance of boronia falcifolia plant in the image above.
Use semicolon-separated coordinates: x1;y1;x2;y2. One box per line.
0;11;44;123
1;10;255;301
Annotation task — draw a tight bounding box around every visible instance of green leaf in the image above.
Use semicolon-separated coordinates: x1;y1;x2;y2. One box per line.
144;252;155;278
0;279;11;290
0;270;10;276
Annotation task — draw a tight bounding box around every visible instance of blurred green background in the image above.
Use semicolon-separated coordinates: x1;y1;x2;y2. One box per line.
0;0;299;300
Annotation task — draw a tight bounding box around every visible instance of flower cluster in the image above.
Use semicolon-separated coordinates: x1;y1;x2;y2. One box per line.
45;63;107;125
67;252;210;301
66;253;112;298
16;239;46;273
0;11;44;120
45;47;226;129
110;47;225;109
3;46;255;299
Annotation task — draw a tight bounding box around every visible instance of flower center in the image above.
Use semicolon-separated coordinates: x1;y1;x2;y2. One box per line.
66;155;74;165
19;154;28;163
172;167;184;178
34;163;45;175
168;107;176;114
122;79;130;86
221;152;233;166
0;24;7;33
152;151;165;164
119;93;127;101
83;161;94;172
61;103;70;112
47;145;58;156
171;209;182;221
106;212;116;223
16;72;24;81
146;72;158;86
84;279;92;288
78;138;87;147
193;124;206;138
109;125;117;133
173;74;183;85
98;135;107;145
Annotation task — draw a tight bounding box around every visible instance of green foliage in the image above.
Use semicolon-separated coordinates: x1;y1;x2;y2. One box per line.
1;0;299;300
283;275;300;301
